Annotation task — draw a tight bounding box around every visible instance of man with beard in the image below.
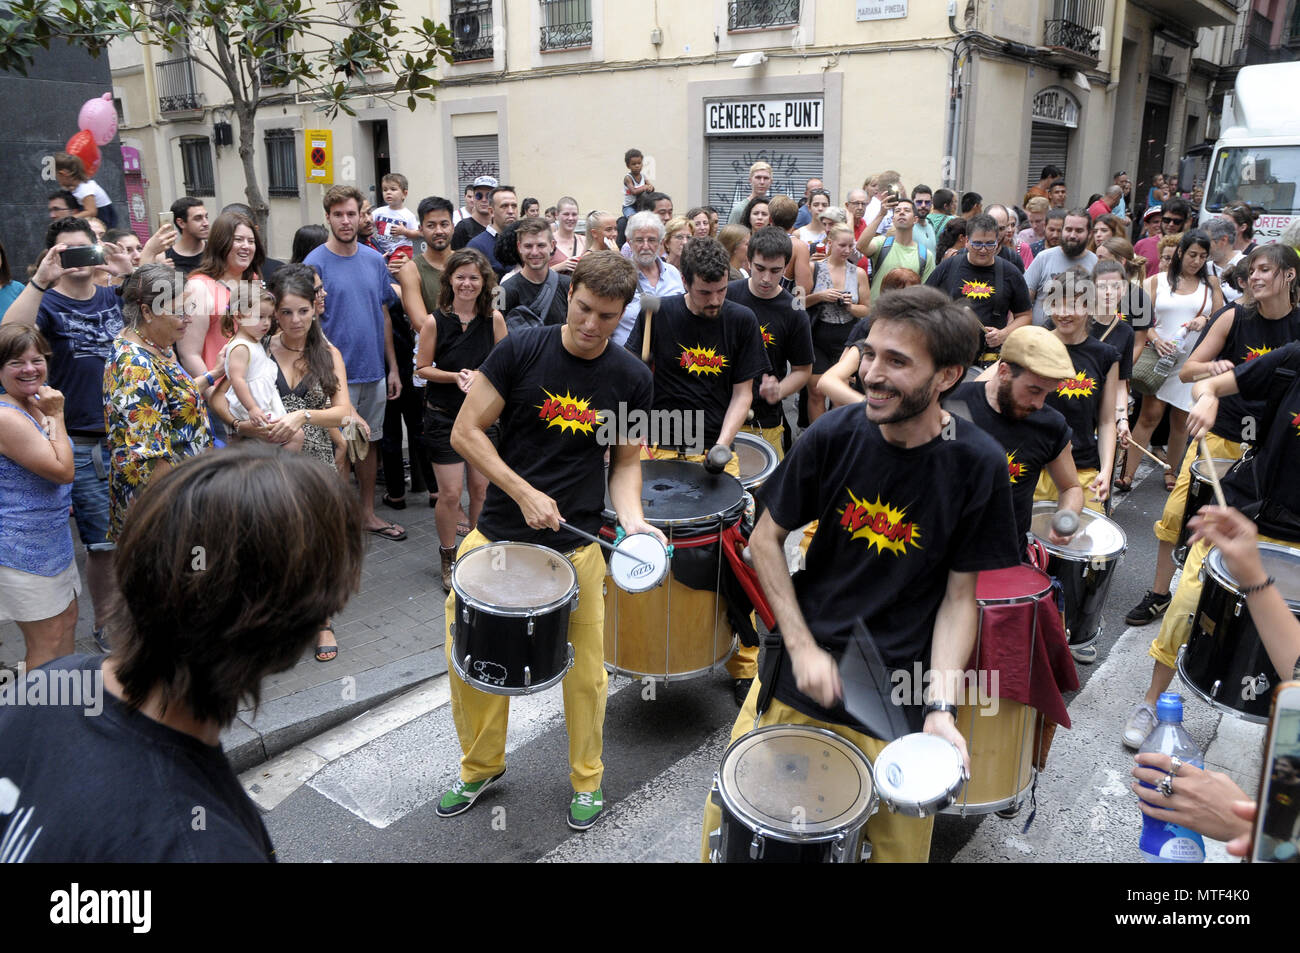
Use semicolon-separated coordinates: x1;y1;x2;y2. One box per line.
1030;207;1066;258
502;218;571;327
1024;209;1096;326
945;326;1082;555
398;196;454;334
613;211;683;347
698;285;1020;863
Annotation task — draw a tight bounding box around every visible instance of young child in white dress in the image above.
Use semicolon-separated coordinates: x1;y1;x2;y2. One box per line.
221;289;285;427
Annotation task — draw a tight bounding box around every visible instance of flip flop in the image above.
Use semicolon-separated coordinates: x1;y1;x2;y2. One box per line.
315;625;338;663
368;522;407;541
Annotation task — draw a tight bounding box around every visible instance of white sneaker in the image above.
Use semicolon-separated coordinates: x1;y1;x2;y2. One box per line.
1122;702;1157;750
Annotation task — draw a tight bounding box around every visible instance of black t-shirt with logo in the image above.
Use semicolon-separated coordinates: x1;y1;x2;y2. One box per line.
1089;315;1135;380
503;272;572;327
727;278;813;428
1224;342;1300;522
477;326;653;547
1211;305;1300;442
926;253;1031;332
1045;335;1119;471
945;381;1072;553
759;405;1020;727
624;293;768;449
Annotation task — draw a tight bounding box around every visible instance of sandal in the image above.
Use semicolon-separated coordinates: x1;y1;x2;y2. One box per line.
315;625;338;663
1164;471;1177;492
368;522;408;541
1112;476;1133;493
382;493;407;510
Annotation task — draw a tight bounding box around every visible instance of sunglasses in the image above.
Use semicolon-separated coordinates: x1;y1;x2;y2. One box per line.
473;190;491;199
1162;217;1185;226
968;241;998;249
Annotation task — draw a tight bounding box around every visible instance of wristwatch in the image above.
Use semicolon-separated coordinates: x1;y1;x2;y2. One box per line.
924;700;958;720
304;410;313;423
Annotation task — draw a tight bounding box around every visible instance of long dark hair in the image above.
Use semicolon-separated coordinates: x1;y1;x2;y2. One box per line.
740;196;770;231
290;224;328;264
437;249;496;319
268;264;338;398
194;211;265;281
1167;229;1211;287
936;218;967;260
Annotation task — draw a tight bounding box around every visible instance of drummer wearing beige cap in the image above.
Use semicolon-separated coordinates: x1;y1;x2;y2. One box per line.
949;325;1083;555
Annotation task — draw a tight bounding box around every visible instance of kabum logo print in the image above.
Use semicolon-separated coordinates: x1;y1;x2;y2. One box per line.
839;490;921;555
1290;410;1300;437
1006;450;1026;483
759;325;775;348
1244;345;1272;361
1057;371;1096;399
679;344;728;375
536;390;602;435
960;280;994;300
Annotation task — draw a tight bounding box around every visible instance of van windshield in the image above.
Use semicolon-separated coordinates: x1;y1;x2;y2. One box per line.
1206;145;1300;215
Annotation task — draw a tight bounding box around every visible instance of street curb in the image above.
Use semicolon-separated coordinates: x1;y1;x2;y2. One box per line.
222;649;448;773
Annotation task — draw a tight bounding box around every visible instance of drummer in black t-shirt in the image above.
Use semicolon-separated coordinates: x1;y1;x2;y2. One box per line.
725;227;813;461
700;286;1020;863
944;326;1082;556
437;252;663;832
1090;261;1142;463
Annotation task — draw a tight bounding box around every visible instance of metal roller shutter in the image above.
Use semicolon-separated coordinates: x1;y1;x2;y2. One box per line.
1027;124;1069;190
455;135;500;194
706;136;823;213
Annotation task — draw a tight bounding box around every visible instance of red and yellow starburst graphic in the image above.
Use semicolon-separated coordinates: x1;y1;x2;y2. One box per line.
536;389;602;435
678;344;728;375
1290;410;1300;437
1006;450;1026;484
960;280;994;300
838;490;921;556
1057;371;1096;399
760;324;775;348
1244;345;1273;361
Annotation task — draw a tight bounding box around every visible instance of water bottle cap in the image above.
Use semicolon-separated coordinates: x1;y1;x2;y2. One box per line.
1156;691;1184;722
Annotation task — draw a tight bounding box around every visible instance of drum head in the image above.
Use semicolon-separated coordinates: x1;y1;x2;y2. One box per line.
1190;458;1234;481
873;733;964;814
1029;502;1126;560
734;433;779;490
976;565;1053;604
453;542;576;610
719;726;875;837
609;533;669;593
608;460;745;528
1209;543;1300;610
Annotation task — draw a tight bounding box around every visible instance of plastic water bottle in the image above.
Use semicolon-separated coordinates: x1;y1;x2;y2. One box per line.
1153;327;1186;377
1137;692;1207;863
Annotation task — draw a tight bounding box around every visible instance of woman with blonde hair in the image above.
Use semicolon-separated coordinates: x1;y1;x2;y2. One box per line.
718;224;751;281
663;216;691;272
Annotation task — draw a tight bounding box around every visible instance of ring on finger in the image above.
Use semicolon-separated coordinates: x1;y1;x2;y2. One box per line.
1159;773;1175;798
1169;755;1184;775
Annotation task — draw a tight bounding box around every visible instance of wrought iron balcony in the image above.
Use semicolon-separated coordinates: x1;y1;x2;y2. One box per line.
1042;0;1102;58
451;0;494;62
156;55;202;113
728;0;800;31
539;0;591;50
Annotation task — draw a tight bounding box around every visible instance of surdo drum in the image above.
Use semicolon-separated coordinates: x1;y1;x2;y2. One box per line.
1030;502;1127;649
1174;458;1234;567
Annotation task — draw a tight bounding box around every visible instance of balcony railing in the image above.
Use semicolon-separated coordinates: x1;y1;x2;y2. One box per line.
1043;0;1103;59
539;0;591;50
728;0;800;32
156;55;202;113
451;0;494;62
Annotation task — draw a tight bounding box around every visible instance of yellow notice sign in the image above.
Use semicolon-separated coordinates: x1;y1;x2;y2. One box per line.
305;128;333;186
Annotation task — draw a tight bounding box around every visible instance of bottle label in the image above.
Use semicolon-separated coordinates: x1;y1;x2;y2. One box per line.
1159;833;1207;862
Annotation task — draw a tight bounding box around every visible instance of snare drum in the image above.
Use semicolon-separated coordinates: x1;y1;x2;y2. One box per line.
602;460;745;680
709;725;877;863
873;733;965;818
1178;543;1300;723
1174;458;1234;567
1029;502;1127;648
449;542;579;695
734;432;779;493
945;566;1052;815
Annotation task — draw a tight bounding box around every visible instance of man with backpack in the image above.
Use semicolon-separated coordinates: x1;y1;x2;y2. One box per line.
502;218;571;330
859;197;934;299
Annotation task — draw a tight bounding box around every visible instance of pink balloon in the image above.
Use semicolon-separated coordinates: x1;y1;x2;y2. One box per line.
66;130;101;178
78;92;118;147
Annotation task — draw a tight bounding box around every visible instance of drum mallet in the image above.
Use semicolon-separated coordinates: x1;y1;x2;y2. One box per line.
1197;436;1228;508
557;521;653;567
703;444;732;475
1129;441;1171;470
1051;509;1079;538
639;295;660;364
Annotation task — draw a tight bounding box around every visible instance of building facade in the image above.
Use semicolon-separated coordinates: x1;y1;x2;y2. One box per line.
109;0;1267;257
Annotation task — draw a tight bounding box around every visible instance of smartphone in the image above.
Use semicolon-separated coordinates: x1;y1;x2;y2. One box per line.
1251;680;1300;862
59;244;105;269
158;211;173;229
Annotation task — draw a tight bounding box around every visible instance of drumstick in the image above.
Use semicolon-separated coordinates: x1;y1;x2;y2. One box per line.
639;295;660;364
1126;441;1171;470
1198;436;1228;508
557;521;653;566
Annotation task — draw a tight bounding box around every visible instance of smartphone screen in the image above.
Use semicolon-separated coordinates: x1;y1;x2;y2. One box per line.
59;244;105;269
1253;683;1300;862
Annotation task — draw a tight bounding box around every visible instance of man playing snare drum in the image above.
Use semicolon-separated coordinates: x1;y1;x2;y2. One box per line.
701;286;1020;862
441;252;664;831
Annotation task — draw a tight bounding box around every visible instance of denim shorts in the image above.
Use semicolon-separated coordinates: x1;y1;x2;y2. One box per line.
348;380;387;441
69;436;115;552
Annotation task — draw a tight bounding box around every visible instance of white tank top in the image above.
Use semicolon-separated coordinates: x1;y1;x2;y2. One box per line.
1152;273;1211;339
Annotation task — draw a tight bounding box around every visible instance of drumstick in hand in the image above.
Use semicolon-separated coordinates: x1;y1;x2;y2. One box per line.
1198;436;1228;508
1128;441;1171;470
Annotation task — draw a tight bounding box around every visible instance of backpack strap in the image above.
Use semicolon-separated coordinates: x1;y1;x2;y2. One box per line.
871;235;895;280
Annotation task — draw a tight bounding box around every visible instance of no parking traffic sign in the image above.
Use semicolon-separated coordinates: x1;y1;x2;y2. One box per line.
305;129;333;186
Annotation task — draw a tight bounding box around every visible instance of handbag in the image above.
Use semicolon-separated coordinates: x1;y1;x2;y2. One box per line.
1130;343;1170;396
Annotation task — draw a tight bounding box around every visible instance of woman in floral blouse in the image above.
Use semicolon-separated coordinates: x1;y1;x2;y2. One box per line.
104;263;212;540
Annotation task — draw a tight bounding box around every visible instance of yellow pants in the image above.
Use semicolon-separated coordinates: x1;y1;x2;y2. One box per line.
1034;467;1104;515
1153;435;1243;544
1150;530;1288;669
742;423;785;462
445;528;608;792
643;444;742;479
700;679;935;863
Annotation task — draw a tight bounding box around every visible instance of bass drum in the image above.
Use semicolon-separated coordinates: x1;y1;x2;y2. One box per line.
1029;503;1127;648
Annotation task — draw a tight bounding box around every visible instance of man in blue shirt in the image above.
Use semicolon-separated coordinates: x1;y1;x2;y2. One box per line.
614;211;684;347
467;186;518;279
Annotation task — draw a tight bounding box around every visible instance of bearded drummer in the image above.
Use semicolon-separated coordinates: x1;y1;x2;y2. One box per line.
438;252;664;831
701;286;1020;862
624;237;770;705
948;326;1084;556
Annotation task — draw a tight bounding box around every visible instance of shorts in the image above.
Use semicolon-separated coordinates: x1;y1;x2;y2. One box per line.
422;404;498;466
811;321;856;375
0;560;81;623
348;380;387;443
69;437;114;552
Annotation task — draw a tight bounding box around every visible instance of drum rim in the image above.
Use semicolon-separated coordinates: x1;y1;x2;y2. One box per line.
1189;457;1235;481
734;432;780;490
609;532;669;593
1175;645;1270;726
1028;502;1128;560
976;565;1054;605
450;641;576;697
873;732;965;814
451;541;580;617
1205;543;1300;611
717;725;877;838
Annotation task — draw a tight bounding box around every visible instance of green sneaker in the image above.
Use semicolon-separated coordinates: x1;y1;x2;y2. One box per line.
436;770;504;818
568;788;604;831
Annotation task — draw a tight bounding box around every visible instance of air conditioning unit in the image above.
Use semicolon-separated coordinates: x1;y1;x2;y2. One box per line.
453;12;485;47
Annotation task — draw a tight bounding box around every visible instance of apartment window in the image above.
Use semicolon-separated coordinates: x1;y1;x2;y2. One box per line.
180;137;215;197
539;0;591;51
727;0;800;32
265;128;299;198
451;0;494;62
257;27;291;87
